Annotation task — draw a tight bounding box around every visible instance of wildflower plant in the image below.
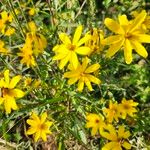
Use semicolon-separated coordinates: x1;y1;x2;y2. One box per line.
0;0;150;149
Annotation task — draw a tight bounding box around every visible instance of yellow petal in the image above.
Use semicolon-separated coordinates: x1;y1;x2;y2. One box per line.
64;71;79;78
0;79;5;88
123;131;131;139
68;77;78;85
9;75;21;89
26;127;37;135
102;35;123;45
34;131;41;142
86;75;101;85
5;28;15;36
84;77;93;91
118;15;129;26
73;25;82;45
41;112;47;124
27;120;37;126
102;142;118;150
77;79;84;92
59;53;71;69
4;70;10;85
104;18;125;34
129;10;146;33
81;57;90;71
124;39;133;64
53;53;67;60
0;97;4;105
106;39;124;58
77;35;91;47
118;126;125;138
59;33;71;45
75;46;91;55
70;52;78;69
12;89;25;98
131;40;148;58
4;96;17;114
85;64;100;73
41;132;47;141
122;141;131;149
4;97;11;114
28;21;37;32
10;97;18;110
45;121;53;129
91;127;98;136
134;34;150;43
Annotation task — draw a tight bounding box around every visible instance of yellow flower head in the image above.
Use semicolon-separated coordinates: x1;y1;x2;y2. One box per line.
28;8;36;16
119;98;138;119
18;43;36;67
101;125;131;150
86;113;105;136
103;101;120;123
26;112;53;142
0;40;8;54
53;25;91;69
63;57;101;92
24;21;47;56
0;11;15;36
85;28;104;55
24;77;32;87
0;70;25;114
102;10;150;64
131;10;150;32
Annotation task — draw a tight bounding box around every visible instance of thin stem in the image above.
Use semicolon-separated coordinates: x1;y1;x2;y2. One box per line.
8;0;25;39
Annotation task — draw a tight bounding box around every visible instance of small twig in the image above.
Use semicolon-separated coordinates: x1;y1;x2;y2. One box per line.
46;0;55;27
74;0;87;20
0;138;17;148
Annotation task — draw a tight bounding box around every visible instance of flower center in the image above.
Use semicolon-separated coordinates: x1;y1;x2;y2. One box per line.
123;104;130;110
112;107;118;114
95;119;100;124
125;32;132;39
68;44;76;51
39;123;46;130
2;88;10;97
80;73;85;77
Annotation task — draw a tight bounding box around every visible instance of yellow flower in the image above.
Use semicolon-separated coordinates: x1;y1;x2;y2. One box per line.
24;77;32;87
33;79;41;88
53;25;91;69
64;57;101;92
26;21;47;56
86;113;105;136
0;40;8;54
26;112;53;142
28;8;36;16
101;125;131;150
103;101;120;123
119;98;138;119
18;43;36;67
102;10;150;64
0;11;15;36
0;70;25;114
131;10;150;32
85;28;104;55
4;27;15;36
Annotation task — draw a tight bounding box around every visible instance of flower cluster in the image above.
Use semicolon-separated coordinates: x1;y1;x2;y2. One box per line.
0;2;149;148
18;21;47;67
53;25;102;92
86;98;138;150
